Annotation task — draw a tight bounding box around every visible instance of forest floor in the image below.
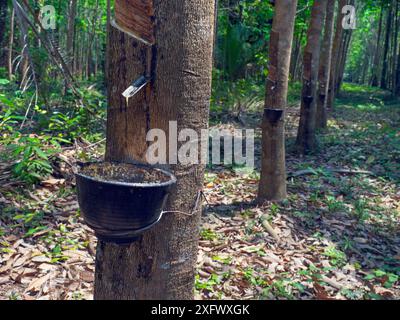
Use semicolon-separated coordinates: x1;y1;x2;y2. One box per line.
0;84;399;300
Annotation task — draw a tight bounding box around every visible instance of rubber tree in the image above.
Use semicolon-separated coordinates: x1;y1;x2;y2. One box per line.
66;0;77;72
0;0;8;67
7;8;14;80
370;2;384;87
316;0;336;129
296;0;328;154
257;0;298;202
327;0;346;111
94;0;215;300
381;3;393;90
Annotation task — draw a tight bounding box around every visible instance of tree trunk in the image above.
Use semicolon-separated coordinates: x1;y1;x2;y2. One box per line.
391;0;399;94
316;0;336;130
0;0;7;67
8;8;15;80
296;0;328;155
336;28;352;95
327;0;346;111
257;0;298;202
396;48;400;94
381;5;392;90
370;4;384;86
94;0;215;300
289;30;304;80
66;0;77;73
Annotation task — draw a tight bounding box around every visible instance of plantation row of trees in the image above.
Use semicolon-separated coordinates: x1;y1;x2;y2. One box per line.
348;0;400;95
1;1;398;102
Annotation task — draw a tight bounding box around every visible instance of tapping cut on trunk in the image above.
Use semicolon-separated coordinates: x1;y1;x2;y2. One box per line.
114;0;155;45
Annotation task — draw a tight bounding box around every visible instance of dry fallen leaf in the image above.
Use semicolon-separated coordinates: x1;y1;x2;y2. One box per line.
25;273;52;293
42;178;66;186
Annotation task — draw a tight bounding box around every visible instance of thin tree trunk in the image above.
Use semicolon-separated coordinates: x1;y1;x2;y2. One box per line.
316;0;336;130
396;49;400;94
257;0;298;202
391;0;399;94
336;28;352;95
327;0;346;111
94;0;215;300
370;4;384;86
66;0;77;73
290;30;304;80
381;5;392;89
8;9;15;80
397;14;400;96
0;0;8;67
296;0;328;154
360;49;370;84
213;0;219;66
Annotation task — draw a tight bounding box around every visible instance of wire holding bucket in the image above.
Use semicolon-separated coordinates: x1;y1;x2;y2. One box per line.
162;190;203;217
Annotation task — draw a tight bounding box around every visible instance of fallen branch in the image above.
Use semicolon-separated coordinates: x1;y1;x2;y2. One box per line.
320;275;344;290
260;215;280;242
288;168;375;179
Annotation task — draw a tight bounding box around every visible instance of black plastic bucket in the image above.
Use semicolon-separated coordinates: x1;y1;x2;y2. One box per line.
75;162;177;244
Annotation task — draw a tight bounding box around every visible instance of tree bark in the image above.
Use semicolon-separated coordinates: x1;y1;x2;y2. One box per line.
289;30;304;81
335;28;352;95
316;0;336;130
370;3;384;87
391;0;399;94
381;5;392;90
258;0;298;202
66;0;77;73
327;0;346;111
0;0;7;67
94;0;215;300
296;0;328;155
8;8;15;80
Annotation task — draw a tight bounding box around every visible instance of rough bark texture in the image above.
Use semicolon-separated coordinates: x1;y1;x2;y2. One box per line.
296;0;328;154
316;0;336;130
257;0;298;202
115;0;155;44
327;0;346;111
94;0;215;300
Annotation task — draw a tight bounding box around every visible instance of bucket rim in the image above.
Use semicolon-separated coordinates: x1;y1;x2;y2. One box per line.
75;161;177;188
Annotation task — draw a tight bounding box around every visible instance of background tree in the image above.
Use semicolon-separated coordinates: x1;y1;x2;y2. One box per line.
66;0;77;73
370;2;384;86
296;0;328;154
380;2;393;89
257;0;298;202
316;0;336;129
0;0;8;67
327;0;347;111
